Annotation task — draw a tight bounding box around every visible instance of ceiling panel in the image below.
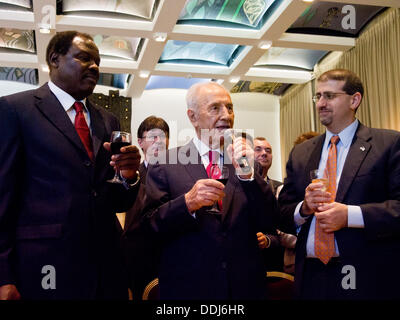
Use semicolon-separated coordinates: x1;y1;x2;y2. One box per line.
0;0;395;98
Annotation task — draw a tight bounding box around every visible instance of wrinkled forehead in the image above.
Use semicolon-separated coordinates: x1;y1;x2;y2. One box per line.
255;139;271;149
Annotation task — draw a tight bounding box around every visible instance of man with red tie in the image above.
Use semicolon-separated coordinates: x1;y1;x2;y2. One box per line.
279;69;400;299
0;31;141;299
143;82;278;299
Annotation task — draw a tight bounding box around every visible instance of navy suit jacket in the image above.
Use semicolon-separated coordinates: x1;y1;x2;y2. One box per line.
143;141;279;299
279;123;400;299
0;84;138;299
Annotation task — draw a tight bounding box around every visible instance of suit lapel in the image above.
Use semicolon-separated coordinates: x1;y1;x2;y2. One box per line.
305;134;326;176
34;84;88;157
86;100;106;159
336;124;372;202
180;140;208;181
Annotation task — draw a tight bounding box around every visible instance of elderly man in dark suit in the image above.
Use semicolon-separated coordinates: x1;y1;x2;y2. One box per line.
0;31;141;300
279;69;400;299
143;82;278;299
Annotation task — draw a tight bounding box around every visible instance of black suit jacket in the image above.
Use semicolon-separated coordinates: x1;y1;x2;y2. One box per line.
143;141;279;299
0;84;138;299
279;123;400;299
122;162;161;299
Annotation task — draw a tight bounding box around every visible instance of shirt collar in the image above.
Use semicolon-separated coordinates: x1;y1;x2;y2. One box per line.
48;80;87;112
192;135;221;157
324;119;359;149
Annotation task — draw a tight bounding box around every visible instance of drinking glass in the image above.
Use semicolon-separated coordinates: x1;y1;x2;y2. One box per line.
206;165;229;215
107;131;131;184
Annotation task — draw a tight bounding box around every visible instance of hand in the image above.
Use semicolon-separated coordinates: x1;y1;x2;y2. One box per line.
103;142;141;180
0;284;21;300
315;202;348;233
256;232;269;249
302;181;332;216
184;179;225;212
226;137;254;179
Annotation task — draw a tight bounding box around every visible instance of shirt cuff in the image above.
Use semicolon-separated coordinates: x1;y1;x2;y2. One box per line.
294;201;309;226
347;205;364;228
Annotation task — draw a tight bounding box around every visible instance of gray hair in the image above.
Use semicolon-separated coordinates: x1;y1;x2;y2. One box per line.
186;82;227;110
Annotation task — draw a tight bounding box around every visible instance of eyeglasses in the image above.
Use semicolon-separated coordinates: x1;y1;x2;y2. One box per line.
142;134;167;142
312;92;350;103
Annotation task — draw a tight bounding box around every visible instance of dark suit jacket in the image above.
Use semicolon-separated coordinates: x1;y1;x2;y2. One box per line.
279;123;400;299
122;162;161;299
143;141;279;300
0;84;138;299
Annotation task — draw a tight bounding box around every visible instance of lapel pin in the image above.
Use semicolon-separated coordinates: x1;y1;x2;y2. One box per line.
360;146;365;151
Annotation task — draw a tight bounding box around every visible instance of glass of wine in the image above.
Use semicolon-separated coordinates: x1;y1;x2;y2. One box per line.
206;165;229;215
107;131;131;184
310;169;328;192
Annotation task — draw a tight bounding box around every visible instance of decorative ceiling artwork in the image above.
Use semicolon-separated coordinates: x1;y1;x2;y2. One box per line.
160;40;241;66
98;73;128;89
254;47;327;71
231;80;290;96
145;76;211;90
288;2;386;37
0;0;31;9
0;28;35;53
0;67;37;84
61;0;157;19
179;0;277;28
93;35;142;60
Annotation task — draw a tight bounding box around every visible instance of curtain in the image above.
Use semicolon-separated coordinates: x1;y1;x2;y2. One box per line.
279;82;313;178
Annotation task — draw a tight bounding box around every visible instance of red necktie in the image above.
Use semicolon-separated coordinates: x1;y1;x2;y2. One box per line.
73;101;94;161
206;150;222;210
315;135;340;264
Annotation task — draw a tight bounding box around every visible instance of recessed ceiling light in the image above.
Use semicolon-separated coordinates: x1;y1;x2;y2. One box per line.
139;70;150;78
258;41;272;50
38;23;51;34
153;32;167;42
302;0;314;3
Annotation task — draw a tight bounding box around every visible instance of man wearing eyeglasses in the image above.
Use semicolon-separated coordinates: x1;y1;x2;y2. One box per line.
122;115;169;300
279;69;400;299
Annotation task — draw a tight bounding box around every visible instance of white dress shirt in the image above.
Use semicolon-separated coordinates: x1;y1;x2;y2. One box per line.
48;80;91;132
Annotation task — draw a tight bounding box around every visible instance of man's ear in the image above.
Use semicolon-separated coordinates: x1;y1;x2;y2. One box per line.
49;52;59;69
137;138;144;150
187;109;197;126
350;92;362;111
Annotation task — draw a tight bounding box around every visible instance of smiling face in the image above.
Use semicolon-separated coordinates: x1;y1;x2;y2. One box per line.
49;36;100;100
316;79;361;134
187;84;234;148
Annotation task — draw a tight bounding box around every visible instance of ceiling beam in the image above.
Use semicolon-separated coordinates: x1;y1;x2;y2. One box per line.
319;0;400;8
124;0;187;99
245;67;313;84
274;32;355;51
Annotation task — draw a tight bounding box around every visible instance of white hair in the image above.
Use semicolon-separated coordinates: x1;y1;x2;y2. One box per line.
186;82;227;110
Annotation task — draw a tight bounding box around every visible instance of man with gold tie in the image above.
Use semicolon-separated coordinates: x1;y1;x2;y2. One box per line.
279;69;400;299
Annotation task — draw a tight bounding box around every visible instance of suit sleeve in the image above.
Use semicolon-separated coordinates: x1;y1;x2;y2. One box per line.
361;134;400;241
278;147;304;235
142;163;198;238
0;98;21;286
